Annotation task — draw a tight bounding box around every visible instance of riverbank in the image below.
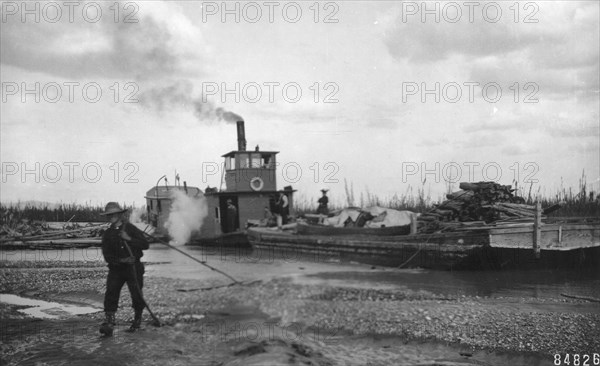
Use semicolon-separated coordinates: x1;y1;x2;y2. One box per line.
1;258;599;365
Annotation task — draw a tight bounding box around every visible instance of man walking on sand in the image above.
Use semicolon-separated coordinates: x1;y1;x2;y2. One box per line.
99;202;149;336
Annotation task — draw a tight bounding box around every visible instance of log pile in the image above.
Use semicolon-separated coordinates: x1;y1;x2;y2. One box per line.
0;220;47;238
418;181;536;233
0;221;105;243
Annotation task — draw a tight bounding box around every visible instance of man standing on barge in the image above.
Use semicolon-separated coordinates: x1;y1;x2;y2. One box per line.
317;189;329;215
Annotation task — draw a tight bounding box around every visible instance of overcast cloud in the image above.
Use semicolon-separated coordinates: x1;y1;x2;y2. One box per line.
1;1;598;205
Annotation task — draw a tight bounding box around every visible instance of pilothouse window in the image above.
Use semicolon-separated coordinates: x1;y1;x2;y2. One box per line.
239;154;249;168
225;157;236;170
251;153;261;168
262;154;271;168
226;153;275;169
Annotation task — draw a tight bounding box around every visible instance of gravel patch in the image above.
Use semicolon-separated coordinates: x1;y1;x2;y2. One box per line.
2;260;598;360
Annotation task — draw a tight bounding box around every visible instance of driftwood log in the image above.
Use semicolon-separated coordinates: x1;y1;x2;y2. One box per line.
560;293;600;303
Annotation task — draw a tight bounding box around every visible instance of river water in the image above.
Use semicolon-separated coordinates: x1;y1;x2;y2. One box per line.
2;245;599;300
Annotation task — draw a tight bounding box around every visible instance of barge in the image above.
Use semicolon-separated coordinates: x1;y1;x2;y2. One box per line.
296;221;412;236
248;218;600;270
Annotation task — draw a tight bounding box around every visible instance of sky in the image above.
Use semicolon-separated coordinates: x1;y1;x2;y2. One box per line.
1;0;599;208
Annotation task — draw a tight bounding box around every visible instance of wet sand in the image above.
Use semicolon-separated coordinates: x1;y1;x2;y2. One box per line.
1;246;599;365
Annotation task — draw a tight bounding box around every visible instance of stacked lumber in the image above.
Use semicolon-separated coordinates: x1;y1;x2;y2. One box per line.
418;181;536;233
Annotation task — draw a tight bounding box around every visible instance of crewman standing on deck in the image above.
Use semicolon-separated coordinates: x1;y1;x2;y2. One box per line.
226;199;238;233
317;189;329;215
276;192;289;229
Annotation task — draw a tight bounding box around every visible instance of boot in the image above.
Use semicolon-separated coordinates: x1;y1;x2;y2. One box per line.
99;311;116;337
126;309;143;332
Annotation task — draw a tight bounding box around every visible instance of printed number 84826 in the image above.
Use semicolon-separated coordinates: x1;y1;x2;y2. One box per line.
554;354;599;366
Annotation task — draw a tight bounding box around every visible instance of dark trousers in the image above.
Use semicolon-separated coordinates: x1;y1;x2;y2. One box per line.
104;262;145;312
280;207;289;225
317;206;328;215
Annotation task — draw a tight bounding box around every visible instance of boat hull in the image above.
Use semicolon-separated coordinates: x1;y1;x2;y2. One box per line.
188;231;250;247
296;222;411;236
247;223;600;270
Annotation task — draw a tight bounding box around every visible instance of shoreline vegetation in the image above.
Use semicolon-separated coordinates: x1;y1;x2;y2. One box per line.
1;177;598;226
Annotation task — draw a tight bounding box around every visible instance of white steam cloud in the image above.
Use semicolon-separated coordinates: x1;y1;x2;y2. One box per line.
129;207;145;223
164;190;208;246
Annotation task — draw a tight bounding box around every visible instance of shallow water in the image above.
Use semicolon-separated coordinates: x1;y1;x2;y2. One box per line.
0;293;101;319
301;267;600;300
3;246;599;301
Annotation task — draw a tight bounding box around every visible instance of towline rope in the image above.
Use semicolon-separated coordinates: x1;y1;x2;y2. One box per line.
141;231;241;285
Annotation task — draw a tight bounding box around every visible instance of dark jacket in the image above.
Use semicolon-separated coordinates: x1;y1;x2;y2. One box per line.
317;196;329;214
102;222;149;264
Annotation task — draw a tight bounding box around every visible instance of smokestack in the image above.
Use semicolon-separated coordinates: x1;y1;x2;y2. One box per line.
236;120;246;151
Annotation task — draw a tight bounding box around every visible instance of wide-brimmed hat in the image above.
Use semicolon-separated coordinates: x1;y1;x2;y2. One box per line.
320;189;329;193
100;202;127;216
